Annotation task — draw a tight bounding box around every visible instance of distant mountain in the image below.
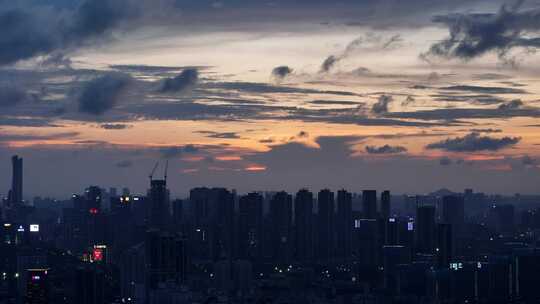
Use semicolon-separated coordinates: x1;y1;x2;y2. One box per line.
429;188;457;197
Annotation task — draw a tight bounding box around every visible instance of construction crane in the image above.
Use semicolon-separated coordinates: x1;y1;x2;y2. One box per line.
164;160;169;183
149;161;159;182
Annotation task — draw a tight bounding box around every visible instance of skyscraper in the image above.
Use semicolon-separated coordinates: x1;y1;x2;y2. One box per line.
147;179;170;229
269;191;292;264
10;155;23;205
25;269;49;304
294;189;313;261
442;195;464;236
381;190;391;219
416;205;436;254
336;189;352;259
362;190;377;219
238;192;263;261
317;189;334;261
436;223;453;268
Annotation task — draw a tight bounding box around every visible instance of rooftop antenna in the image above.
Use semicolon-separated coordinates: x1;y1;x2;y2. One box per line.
149;161;159;182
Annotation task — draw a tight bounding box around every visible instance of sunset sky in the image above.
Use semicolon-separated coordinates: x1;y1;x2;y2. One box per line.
1;0;540;198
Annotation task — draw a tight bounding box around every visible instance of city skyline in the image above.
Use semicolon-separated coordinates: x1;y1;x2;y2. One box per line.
1;0;540;196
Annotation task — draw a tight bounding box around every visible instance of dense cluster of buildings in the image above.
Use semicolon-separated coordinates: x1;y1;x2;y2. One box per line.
2;155;540;303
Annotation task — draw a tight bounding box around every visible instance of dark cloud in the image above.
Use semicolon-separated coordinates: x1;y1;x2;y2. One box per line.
422;3;540;62
0;0;141;65
320;34;403;73
431;94;505;105
195;131;241;139
372;95;393;114
439;156;453;166
309;100;361;106
387;107;540;121
271;66;293;80
297;131;309;138
365;145;407;154
321;55;339;73
426;132;520;152
207;81;361;96
159;69;199;93
439;85;526;94
470;128;502;133
100;123;131;130
160;144;200;158
78;73;131;115
0;86;28;107
116;159;133;168
0;131;79;144
498;99;523;110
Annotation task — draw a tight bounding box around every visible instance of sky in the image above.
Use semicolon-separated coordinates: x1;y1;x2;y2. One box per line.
1;0;540;198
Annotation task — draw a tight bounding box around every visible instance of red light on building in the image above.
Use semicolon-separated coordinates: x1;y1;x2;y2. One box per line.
92;248;103;262
89;208;99;215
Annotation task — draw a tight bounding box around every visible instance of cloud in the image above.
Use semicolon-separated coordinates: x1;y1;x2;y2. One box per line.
309;100;362;106
365;145;407;154
195;131;240;139
372;95;393;114
78;73;131;115
498;99;523;110
320;33;403;73
422;2;540;62
297;131;309;138
0;0;142;66
160;144;200;158
159;69;199;93
0;86;28;107
439;85;526;95
100;123;131;130
271;66;293;80
116;159;133;168
522;155;537;166
439;156;453;166
321;55;339;73
426;132;521;152
469;128;502;133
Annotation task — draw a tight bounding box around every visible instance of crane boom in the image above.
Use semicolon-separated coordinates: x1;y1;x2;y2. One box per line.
149;161;159;181
164;159;169;182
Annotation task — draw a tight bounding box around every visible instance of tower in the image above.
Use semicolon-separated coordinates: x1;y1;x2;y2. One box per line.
336;189;352;259
362;190;377;219
294;189;313;261
317;189;335;261
10;155;23;205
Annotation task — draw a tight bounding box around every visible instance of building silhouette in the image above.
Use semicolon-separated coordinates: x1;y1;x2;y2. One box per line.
336;189;352;259
9;155;23;205
362;190;377;219
416;205;436;254
317;189;334;261
294;189;313;261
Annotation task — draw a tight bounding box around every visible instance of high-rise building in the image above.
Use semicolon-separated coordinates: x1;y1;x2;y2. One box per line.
146;230;188;289
416;205;436;254
362;190;377;219
10;155;23;205
317;189;334;261
381;190;391;219
442;195;464;236
294;189;313;261
25;269;49;304
172;199;183;225
147;180;170;229
238;192;263;261
269;191;292;263
85;186;102;214
336;189;352;259
436;223;453;268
